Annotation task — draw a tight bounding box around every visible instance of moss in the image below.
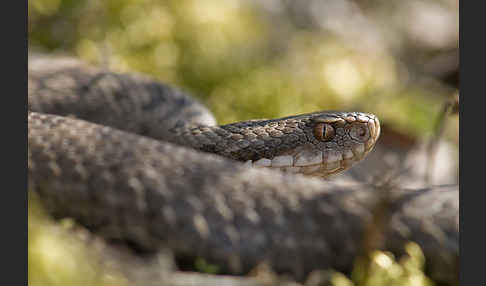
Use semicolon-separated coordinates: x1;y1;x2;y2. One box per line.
28;195;131;286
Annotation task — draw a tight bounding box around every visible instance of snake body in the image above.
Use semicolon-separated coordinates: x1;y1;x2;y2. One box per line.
28;55;458;284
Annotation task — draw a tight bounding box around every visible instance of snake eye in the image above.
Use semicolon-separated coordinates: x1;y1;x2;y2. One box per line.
349;124;370;142
314;123;335;141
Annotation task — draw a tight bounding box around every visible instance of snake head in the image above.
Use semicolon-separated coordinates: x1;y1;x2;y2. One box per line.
235;111;381;177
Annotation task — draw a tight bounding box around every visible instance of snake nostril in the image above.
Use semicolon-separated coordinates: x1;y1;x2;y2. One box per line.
359;127;366;136
349;124;370;142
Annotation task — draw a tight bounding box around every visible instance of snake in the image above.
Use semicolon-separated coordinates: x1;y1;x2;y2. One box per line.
28;54;458;284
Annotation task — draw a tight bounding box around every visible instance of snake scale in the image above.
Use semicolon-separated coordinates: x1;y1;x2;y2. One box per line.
28;54;458;284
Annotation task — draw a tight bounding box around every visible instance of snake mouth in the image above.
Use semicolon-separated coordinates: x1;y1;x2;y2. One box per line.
244;115;380;177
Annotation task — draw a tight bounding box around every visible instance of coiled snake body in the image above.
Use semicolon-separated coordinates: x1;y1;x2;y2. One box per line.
28;55;458;284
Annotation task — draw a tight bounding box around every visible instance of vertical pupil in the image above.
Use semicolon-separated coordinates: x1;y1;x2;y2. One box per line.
315;123;335;141
323;124;334;141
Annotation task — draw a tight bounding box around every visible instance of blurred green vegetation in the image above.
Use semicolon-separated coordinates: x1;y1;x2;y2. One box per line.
348;243;434;286
29;194;131;286
318;243;434;286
